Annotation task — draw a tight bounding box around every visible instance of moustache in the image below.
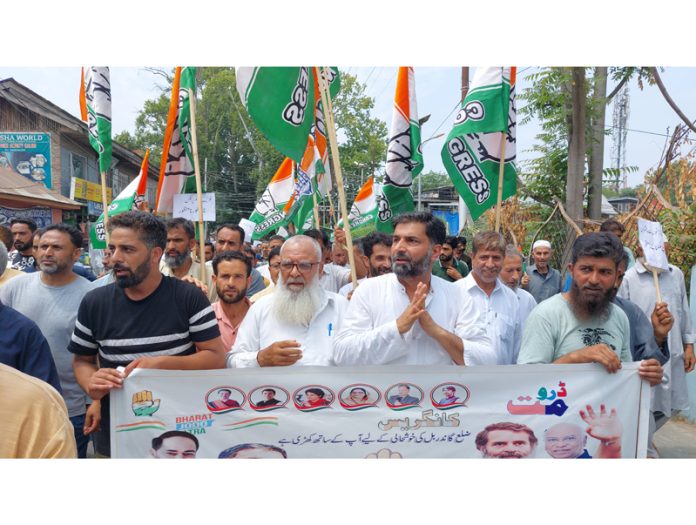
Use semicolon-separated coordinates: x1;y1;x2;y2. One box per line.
112;263;131;272
497;452;524;458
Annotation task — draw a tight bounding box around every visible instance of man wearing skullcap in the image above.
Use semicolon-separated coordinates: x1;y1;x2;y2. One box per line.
523;240;562;304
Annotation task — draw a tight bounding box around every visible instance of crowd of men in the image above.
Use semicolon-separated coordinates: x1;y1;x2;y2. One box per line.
0;211;693;458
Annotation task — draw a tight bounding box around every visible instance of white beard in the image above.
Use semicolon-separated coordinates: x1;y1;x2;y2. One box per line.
272;274;325;326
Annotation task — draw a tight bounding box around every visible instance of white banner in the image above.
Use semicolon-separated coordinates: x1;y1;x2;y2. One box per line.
111;363;651;458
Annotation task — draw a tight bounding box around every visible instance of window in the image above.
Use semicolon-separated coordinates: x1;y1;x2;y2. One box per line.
71;152;86;179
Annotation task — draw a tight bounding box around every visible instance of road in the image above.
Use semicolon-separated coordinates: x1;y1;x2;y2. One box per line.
653;417;696;458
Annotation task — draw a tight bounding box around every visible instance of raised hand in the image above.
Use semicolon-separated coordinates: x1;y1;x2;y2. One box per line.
396;282;428;334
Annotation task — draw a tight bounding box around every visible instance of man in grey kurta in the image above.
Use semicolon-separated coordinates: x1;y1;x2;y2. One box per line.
0;224;94;458
524;240;562;303
618;257;695;426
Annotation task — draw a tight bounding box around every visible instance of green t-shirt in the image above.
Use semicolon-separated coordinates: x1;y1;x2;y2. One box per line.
518;294;631;364
431;259;470;282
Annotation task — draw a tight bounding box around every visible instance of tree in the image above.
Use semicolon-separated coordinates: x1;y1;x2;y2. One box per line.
120;68;388;226
587;67;607;220
331;72;389;198
418;170;451;190
566;67;586;221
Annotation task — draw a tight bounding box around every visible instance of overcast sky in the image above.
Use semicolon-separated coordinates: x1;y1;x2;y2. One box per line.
2;65;694;190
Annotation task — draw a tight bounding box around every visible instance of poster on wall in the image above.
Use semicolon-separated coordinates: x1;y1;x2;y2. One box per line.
0;205;53;228
112;363;651;459
0;132;52;189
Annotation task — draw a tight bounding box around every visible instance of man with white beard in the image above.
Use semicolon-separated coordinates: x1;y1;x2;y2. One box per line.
226;235;349;367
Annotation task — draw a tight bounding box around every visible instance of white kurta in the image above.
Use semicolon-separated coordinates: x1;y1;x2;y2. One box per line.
332;273;494;366
618;260;696;414
319;264;351;293
227;291;348;368
456;274;523;365
515;287;537;327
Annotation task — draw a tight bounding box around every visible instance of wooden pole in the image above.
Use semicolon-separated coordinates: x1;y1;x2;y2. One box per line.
312;192;320;228
100;171;110;244
494;132;507;233
651;268;663;303
318;67;358;288
188;87;207;285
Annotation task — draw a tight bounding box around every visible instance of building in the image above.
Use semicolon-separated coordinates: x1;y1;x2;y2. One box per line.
418;185;461;234
607;196;638;214
0;77;158;237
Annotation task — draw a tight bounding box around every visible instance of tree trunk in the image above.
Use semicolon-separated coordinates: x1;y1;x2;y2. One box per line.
588;67;607;220
566;67;586;222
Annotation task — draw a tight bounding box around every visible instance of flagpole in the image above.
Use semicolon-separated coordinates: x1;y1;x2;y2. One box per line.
188;87;207;285
312;192;321;228
100;172;110;243
494;132;507;233
318;67;358;288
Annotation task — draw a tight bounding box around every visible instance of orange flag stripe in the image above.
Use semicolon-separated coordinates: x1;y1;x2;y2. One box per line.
155;67;182;210
136;150;150;196
354;176;374;203
393;67;411;122
79;67;88;122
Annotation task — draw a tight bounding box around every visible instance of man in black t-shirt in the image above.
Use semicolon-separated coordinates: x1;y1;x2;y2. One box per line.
69;212;225;457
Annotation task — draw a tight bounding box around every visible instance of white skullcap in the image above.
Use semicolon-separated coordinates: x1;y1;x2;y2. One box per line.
532;240;552;250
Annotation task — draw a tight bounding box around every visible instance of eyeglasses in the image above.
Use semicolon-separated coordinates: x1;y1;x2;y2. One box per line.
269;263;281;270
279;261;320;273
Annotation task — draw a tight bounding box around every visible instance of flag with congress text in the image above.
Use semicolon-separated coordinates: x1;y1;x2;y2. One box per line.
236;67;340;162
90;151;150;249
441;67;517;221
248;158;296;240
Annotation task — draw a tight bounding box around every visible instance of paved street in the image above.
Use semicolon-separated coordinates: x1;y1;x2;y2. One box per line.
653;417;696;458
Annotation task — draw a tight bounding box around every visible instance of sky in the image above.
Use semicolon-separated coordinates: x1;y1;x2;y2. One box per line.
2;65;694;190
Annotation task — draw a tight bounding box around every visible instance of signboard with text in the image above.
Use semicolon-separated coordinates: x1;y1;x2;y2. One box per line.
0;132;52;188
70;177;113;203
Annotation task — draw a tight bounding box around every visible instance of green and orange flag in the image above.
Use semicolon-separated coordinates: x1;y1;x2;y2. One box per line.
155;66;197;213
79;67;112;174
375;67;423;232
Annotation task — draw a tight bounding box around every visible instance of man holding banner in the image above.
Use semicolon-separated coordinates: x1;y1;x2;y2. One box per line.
519;233;663;387
333;212;493;366
227;235;348;368
69;212;225;457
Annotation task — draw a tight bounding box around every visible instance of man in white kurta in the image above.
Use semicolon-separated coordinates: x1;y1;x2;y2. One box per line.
457;275;522;365
455;232;523;365
332;212;493;366
227;236;348;368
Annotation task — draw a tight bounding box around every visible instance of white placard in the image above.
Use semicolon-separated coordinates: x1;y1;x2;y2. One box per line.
173;193;216;222
637;218;669;270
238;218;256;244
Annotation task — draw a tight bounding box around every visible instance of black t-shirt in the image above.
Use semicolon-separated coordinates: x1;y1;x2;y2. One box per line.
68;276;220;457
69;276;220;368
